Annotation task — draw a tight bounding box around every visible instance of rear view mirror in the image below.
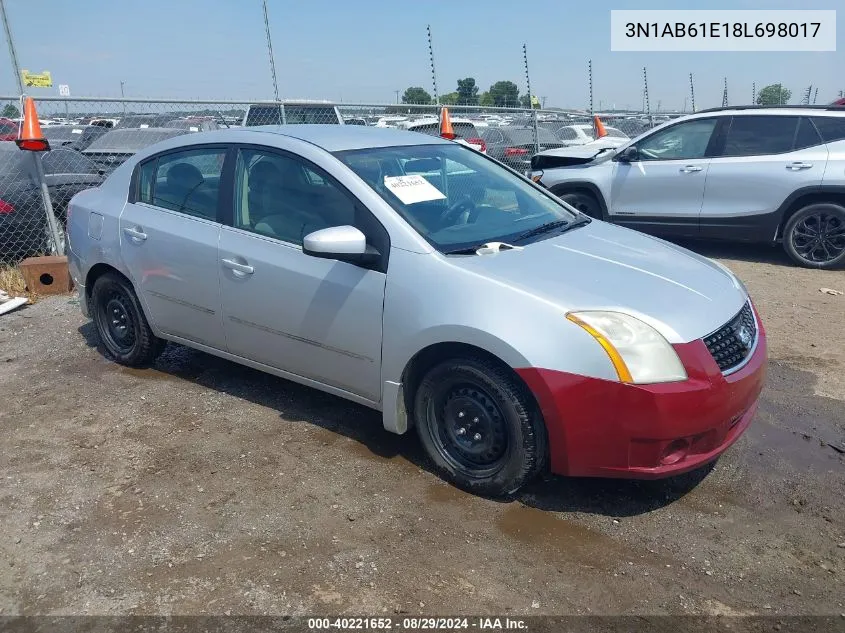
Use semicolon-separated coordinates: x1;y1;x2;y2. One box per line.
616;146;638;163
302;225;380;267
403;158;442;173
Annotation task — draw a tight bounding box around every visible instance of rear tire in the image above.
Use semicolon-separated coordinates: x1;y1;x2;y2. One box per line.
413;356;547;497
91;272;164;366
783;203;845;269
558;190;602;219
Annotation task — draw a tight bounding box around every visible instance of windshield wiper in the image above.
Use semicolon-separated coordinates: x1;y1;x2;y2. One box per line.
514;216;590;243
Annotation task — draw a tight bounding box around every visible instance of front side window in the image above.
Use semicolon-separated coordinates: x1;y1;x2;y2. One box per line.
138;147;226;220
233;148;356;245
721;116;798;156
635;118;718;160
336;143;578;253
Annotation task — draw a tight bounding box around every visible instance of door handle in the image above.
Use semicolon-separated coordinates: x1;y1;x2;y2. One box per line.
786;162;813;170
679;165;703;173
221;258;254;275
123;226;147;241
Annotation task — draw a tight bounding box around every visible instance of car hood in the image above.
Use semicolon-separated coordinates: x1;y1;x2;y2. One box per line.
448;220;748;344
531;143;622;169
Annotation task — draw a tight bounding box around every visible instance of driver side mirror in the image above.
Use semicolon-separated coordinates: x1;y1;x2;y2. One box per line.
302;225;381;267
615;146;639;163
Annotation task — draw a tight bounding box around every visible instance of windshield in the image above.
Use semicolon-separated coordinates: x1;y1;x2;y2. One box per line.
335;143;578;252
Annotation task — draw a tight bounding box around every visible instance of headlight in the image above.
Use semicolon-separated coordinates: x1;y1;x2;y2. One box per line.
567;311;688;384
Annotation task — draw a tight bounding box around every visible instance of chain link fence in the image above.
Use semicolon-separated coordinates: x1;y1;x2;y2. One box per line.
0;96;674;265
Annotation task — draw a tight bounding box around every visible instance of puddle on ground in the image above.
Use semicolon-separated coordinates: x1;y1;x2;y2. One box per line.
496;503;620;568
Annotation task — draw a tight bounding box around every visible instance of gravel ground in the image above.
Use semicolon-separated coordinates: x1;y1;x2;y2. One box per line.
0;241;843;617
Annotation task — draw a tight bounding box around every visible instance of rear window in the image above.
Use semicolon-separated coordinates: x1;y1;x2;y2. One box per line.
811;117;845;143
410;122;479;139
244;105;340;126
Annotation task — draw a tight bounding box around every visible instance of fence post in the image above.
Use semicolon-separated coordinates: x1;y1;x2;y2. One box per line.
31;151;65;256
532;108;540;157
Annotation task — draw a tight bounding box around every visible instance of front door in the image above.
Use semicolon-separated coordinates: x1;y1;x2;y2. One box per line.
118;145;228;348
218;146;387;402
609;117;720;237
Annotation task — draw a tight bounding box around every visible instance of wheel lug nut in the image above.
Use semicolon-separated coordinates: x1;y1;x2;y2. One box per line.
458;411;465;418
473;417;479;423
456;427;466;436
473;433;482;441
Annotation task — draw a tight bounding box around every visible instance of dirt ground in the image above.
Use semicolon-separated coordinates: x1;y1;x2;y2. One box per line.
0;241;843;618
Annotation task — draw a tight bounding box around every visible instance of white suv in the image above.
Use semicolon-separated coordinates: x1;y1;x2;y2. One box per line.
530;106;845;269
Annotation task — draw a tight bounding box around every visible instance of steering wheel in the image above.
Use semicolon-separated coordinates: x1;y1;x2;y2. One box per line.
438;195;476;227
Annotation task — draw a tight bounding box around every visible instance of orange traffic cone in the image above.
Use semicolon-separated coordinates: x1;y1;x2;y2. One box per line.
593;115;608;139
440;107;455;140
16;97;50;152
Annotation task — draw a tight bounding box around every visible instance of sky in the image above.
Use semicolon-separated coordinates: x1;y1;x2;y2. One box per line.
0;0;842;111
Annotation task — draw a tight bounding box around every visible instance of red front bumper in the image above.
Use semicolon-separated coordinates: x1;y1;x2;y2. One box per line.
516;319;767;479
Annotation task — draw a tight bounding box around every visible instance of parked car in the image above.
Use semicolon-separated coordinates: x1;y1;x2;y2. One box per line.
0;117;17;141
480;125;564;170
42;125;109;152
241;102;344;126
398;118;486;153
81;128;191;174
343;117;368;126
555;123;630;147
114;115;177;130
531;106;845;268
66;125;766;496
163;118;220;132
0;143;103;261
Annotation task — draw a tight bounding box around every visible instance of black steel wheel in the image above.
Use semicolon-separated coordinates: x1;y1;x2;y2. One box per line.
91;272;164;366
558;191;602;219
783;203;845;269
414;356;547;496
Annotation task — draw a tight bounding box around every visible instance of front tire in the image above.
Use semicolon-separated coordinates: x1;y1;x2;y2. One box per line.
557;190;602;219
413;357;547;496
782;203;845;269
91;272;164;366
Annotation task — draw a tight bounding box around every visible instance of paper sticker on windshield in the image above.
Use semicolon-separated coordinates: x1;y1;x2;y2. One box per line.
71;129;83;134
383;175;446;205
139;124;149;129
189;126;199;132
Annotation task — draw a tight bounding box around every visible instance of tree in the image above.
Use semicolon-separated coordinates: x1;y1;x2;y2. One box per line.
479;91;494;107
456;77;479;105
2;103;20;118
488;81;520;107
402;87;432;105
756;84;791;106
440;92;459;105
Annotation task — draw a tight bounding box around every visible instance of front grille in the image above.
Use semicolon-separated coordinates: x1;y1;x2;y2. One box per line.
703;302;757;373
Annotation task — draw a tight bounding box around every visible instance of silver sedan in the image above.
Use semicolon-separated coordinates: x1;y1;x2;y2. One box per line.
66;125;767;496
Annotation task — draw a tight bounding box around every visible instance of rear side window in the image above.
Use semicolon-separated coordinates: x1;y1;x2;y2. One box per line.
137;147;227;221
811;117;845;143
793;117;824;150
722;116;798;156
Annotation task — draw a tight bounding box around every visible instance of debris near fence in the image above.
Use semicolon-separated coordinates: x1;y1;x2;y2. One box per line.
0;287;27;316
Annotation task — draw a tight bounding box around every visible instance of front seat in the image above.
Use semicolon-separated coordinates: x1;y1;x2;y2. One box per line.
164;163;215;219
247;160;282;227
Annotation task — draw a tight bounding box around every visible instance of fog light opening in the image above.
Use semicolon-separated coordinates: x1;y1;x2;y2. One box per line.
660;439;690;466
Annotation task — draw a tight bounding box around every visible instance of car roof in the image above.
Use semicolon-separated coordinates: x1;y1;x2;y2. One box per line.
241;124;450;151
688;106;845;118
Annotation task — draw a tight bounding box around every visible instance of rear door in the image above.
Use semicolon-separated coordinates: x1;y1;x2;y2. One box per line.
608;117;719;237
699;115;827;241
119;145;229;348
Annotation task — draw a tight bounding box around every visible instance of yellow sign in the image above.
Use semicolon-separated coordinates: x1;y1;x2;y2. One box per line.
21;70;52;88
530;95;541;107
